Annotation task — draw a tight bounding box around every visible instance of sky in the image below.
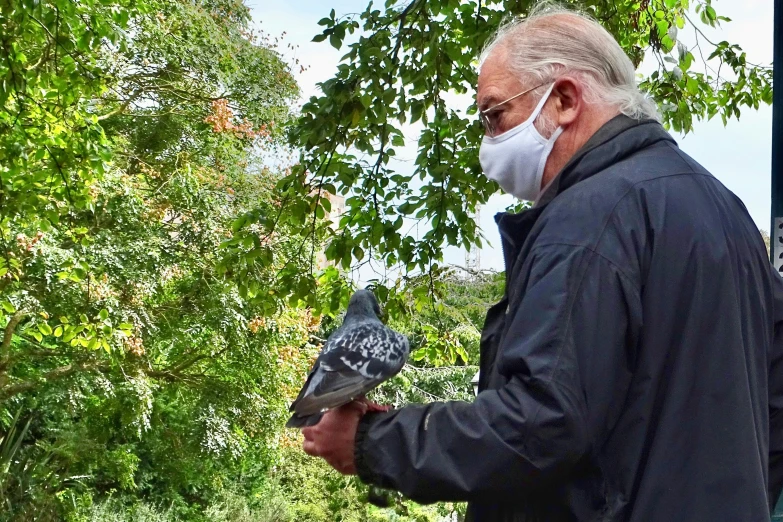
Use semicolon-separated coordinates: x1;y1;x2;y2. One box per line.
251;0;774;273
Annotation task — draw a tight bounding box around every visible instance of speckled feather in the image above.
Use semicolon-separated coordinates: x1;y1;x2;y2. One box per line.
286;290;409;428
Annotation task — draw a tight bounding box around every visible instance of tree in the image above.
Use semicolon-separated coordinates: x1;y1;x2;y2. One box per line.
0;0;298;401
0;0;304;517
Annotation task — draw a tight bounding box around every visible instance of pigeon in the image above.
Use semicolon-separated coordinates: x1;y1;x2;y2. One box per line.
286;289;409;428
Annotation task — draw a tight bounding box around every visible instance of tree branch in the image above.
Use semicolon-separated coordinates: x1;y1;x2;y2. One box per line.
97;89;143;121
164;342;234;375
0;359;104;400
1;311;26;362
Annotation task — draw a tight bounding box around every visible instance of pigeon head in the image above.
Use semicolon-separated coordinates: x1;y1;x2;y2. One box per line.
347;289;382;319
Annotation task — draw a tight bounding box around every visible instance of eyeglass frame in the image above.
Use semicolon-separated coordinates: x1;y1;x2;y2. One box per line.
478;81;550;137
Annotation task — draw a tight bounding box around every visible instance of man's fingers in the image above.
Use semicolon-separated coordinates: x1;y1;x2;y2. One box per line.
303;439;318;456
346;400;368;414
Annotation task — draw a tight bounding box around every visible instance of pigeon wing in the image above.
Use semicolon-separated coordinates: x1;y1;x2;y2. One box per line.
291;323;407;417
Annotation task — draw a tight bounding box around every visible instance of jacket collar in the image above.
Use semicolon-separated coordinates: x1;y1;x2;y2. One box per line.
493;116;676;272
535;115;675;206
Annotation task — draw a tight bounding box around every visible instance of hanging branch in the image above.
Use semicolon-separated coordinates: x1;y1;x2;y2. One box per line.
1;311;26;365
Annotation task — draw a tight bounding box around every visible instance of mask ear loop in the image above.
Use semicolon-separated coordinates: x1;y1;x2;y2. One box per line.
526;83;557;143
532;83;563;197
531;83;556;119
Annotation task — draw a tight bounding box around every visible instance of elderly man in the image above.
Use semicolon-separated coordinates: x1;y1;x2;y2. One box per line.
302;6;783;521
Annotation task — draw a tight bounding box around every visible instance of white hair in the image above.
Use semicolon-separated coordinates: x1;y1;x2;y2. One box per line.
480;3;659;121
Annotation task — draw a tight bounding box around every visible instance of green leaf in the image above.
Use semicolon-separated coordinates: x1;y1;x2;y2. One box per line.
410;101;423;124
456;344;469;364
231;216;246;233
99;309;109;321
1;302;15;314
675;15;685;29
411;348;427;361
38;322;53;336
329;33;342;50
762;86;773;105
31;331;43;343
680;51;694;72
78;32;91;51
655;20;669;39
62;329;77;343
686;76;699;95
53;326;63;338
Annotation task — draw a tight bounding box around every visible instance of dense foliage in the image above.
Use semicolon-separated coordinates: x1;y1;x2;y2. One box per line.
0;0;772;520
0;0;310;518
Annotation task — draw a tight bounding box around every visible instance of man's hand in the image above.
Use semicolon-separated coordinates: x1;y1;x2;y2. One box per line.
302;401;368;475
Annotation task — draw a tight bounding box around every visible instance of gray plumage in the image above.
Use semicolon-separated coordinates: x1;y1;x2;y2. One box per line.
286;289;409;428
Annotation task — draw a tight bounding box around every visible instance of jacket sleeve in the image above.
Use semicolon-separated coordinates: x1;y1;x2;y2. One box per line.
769;269;783;512
354;244;642;504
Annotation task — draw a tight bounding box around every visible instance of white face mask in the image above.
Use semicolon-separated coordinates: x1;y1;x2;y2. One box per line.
479;83;563;202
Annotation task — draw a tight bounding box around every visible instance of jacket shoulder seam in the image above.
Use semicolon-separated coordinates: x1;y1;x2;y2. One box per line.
528;242;640;295
543;168;714;282
594;169;713;257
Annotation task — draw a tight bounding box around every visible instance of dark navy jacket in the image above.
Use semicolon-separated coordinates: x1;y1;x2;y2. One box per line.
355;116;783;521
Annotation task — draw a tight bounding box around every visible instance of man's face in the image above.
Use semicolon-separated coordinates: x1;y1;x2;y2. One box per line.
477;50;542;137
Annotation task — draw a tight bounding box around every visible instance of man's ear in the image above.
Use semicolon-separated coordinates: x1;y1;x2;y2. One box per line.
552;77;582;126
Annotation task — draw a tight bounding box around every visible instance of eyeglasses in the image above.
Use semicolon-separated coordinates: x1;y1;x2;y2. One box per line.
478;82;548;137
